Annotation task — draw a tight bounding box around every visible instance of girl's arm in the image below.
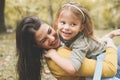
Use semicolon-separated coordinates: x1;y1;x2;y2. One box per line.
45;49;76;75
104;29;120;38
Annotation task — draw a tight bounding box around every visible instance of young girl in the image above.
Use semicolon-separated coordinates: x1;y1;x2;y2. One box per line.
45;2;120;79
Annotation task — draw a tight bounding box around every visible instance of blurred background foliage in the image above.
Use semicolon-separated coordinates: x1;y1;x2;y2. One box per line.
5;0;120;31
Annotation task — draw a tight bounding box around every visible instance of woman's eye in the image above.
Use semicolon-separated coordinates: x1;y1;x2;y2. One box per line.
39;38;47;44
48;28;52;34
42;38;47;43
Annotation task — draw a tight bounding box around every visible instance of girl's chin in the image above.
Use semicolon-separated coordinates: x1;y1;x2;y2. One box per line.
62;37;71;41
62;35;71;40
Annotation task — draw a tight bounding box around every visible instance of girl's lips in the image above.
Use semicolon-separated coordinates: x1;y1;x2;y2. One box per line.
62;31;71;37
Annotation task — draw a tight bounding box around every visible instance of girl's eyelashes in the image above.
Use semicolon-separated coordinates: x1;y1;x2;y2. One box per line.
71;23;76;27
60;21;65;25
59;21;77;27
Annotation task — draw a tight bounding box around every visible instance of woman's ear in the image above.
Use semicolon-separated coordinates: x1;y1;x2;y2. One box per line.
79;24;84;32
33;42;41;48
33;44;39;48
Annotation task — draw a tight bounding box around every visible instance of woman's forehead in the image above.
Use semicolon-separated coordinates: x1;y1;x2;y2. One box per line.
35;23;50;42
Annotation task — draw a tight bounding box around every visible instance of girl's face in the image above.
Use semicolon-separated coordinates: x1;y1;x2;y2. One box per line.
57;10;84;41
35;23;60;49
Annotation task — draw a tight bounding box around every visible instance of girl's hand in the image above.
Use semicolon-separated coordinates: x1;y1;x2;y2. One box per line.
101;37;113;43
44;49;57;58
105;29;120;38
101;37;116;49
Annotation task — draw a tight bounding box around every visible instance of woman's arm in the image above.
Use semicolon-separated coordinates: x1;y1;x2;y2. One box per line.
75;38;117;77
78;46;117;77
46;46;117;78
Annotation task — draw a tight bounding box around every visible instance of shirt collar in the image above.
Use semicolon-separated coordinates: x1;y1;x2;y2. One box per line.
59;33;83;47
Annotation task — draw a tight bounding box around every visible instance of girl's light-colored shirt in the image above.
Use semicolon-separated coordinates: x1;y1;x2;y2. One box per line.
60;33;106;71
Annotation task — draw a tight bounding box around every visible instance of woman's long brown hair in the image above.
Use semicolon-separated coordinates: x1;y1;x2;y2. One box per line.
16;16;44;80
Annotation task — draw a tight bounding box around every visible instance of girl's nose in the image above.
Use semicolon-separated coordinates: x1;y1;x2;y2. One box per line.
64;24;69;29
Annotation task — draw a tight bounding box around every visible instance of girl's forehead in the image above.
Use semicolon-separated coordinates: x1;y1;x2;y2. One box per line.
59;10;80;20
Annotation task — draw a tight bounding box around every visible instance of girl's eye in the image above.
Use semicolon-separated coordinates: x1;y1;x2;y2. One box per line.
60;21;65;25
71;23;76;27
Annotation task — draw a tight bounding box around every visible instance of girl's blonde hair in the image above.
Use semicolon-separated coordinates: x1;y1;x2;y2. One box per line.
53;2;96;39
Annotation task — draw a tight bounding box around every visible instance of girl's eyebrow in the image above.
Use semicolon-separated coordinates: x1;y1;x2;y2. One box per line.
39;26;51;44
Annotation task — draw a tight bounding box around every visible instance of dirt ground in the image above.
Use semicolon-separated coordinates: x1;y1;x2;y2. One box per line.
0;33;57;80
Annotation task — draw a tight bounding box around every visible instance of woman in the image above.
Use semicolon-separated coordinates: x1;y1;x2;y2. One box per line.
16;16;119;80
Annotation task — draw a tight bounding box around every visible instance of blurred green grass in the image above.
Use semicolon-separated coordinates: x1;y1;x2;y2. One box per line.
0;29;119;80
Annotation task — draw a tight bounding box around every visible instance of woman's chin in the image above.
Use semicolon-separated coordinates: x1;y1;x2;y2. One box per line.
52;40;60;48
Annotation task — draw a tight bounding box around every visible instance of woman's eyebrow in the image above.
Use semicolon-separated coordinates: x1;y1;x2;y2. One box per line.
47;26;51;34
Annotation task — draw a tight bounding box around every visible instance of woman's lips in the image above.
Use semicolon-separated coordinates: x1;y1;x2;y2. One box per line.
50;39;60;46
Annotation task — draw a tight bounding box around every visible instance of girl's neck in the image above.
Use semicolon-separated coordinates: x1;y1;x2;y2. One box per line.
59;33;82;47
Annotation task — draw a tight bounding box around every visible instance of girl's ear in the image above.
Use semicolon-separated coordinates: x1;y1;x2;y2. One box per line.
79;24;84;32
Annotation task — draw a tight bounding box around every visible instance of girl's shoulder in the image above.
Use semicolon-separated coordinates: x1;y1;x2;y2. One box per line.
71;35;90;48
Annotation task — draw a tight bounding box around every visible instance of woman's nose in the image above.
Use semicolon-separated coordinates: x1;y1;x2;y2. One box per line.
48;35;55;42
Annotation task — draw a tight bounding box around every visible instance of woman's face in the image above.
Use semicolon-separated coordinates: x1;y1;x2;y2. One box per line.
35;23;60;49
